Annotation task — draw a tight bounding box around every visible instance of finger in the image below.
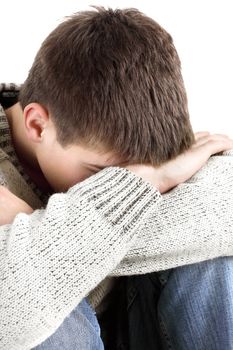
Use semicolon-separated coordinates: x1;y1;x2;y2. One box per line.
193;134;231;148
198;138;233;156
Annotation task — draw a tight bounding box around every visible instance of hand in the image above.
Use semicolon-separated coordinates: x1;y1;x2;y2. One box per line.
125;132;233;193
0;186;33;225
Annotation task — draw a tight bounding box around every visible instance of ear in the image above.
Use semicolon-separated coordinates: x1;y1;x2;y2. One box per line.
23;103;49;142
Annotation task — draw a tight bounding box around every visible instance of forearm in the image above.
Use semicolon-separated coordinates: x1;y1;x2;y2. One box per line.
111;155;233;276
0;166;160;350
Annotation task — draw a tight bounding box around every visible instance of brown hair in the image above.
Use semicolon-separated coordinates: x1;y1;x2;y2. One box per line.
20;7;194;165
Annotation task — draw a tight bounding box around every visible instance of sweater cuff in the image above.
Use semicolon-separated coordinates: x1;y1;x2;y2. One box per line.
68;166;161;231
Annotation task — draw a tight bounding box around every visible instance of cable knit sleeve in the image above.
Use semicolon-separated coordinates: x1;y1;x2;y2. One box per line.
0;166;160;350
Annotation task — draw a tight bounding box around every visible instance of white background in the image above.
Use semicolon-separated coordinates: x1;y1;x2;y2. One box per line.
1;0;232;134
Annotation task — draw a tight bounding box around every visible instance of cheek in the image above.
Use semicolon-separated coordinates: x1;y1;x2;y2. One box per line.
37;151;67;189
40;157;94;191
63;167;94;187
37;145;96;191
55;167;94;191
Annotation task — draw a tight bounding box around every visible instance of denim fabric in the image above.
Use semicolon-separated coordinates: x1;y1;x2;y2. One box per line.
99;257;233;350
157;257;233;350
32;298;104;350
32;257;233;349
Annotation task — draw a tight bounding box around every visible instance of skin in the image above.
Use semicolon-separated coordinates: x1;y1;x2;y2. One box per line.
5;102;125;193
1;101;233;226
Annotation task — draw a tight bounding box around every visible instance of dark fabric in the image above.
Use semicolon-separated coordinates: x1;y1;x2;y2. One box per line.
0;90;19;109
126;274;163;350
98;278;129;350
98;273;164;350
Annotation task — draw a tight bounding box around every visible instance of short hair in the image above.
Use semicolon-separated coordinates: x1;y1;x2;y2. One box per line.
20;7;194;165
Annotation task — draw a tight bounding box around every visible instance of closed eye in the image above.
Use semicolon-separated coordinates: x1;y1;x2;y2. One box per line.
86;163;106;171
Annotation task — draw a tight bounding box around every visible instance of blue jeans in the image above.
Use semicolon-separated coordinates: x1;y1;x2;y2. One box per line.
100;257;233;349
32;298;104;350
34;257;233;349
157;257;233;349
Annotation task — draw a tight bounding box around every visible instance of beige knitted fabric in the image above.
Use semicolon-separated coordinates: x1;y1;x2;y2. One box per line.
0;149;43;209
1;89;233;349
0;96;161;349
0;163;160;350
89;150;233;308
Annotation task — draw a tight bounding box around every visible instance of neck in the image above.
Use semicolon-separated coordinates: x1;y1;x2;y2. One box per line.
5;103;53;194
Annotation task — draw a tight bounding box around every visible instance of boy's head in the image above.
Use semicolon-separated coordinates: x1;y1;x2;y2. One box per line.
19;7;194;191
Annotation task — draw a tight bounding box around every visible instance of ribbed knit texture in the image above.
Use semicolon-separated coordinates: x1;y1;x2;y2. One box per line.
1;84;233;349
0;167;160;350
0;92;160;349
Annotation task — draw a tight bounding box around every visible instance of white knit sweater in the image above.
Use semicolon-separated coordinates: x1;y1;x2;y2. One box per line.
1;96;233;348
0;162;160;350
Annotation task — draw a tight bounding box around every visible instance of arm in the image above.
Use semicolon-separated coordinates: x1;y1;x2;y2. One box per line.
0;167;160;350
112;149;233;276
1;133;232;349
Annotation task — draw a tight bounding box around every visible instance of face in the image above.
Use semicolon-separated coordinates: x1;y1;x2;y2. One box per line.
21;102;125;192
36;123;123;192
